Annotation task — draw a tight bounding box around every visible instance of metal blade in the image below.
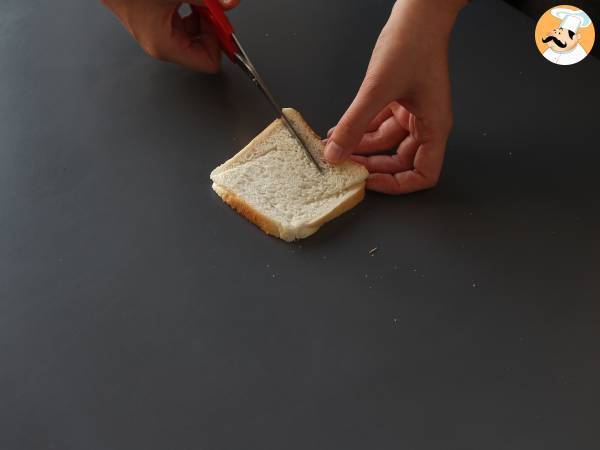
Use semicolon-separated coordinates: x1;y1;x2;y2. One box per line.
232;34;323;173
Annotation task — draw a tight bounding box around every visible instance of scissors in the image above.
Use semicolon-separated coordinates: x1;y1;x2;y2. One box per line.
194;0;322;172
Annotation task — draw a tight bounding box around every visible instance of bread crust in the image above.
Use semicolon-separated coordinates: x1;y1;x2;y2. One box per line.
306;182;365;228
210;108;368;241
212;183;282;239
210;120;283;178
212;108;367;176
212;182;366;241
282;108;325;150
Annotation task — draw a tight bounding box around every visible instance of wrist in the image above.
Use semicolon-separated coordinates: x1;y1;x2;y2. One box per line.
392;0;465;36
402;0;468;15
435;0;469;15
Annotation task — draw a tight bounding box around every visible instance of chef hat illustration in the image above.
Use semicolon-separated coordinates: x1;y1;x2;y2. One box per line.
551;7;592;33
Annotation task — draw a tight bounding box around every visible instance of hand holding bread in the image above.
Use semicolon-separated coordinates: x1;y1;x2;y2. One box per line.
325;0;467;194
102;0;469;196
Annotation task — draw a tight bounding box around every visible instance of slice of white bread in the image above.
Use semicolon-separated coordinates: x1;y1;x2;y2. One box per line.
210;108;368;241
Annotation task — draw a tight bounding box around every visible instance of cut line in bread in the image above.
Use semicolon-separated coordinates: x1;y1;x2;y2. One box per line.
210;108;368;241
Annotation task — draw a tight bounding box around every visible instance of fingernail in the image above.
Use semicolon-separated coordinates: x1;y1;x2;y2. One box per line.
327;127;335;138
325;141;344;163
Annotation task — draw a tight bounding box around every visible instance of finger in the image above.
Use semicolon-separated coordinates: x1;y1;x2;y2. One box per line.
168;15;222;73
411;139;446;185
326;100;395;140
182;8;202;36
325;81;390;164
366;172;433;195
169;35;222;73
142;6;222;73
389;101;410;130
172;6;202;36
365;139;446;194
353;102;410;154
366;104;395;132
351;154;413;174
394;134;419;167
354;115;409;154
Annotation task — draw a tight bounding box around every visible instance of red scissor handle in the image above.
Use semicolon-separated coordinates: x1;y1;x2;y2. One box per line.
194;0;237;61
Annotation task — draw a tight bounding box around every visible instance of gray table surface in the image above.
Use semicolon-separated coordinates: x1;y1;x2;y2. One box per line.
1;1;599;449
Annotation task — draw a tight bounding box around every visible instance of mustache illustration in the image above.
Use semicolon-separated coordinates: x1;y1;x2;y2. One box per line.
542;35;567;48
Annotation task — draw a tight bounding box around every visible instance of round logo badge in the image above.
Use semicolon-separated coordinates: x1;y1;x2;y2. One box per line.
535;5;595;65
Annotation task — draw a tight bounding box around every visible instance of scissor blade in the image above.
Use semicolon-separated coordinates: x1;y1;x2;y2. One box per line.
232;34;323;172
277;111;323;172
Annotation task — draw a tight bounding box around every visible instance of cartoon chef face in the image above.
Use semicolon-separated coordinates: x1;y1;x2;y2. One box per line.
542;27;581;52
537;7;593;66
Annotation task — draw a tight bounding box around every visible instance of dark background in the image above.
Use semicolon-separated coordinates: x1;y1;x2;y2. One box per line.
1;1;599;449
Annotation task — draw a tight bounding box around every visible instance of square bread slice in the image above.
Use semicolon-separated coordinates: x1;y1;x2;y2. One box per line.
210;108;368;241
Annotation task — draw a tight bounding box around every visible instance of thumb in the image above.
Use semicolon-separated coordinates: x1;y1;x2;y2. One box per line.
325;83;389;164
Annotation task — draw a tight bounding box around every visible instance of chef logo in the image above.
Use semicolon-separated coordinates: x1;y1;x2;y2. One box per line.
535;5;595;65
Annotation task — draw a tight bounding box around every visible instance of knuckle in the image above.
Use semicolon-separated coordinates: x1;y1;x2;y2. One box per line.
334;120;359;141
425;174;440;189
394;153;412;169
414;169;440;190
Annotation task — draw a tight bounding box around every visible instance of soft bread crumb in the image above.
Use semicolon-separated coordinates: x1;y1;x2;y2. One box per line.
211;109;368;241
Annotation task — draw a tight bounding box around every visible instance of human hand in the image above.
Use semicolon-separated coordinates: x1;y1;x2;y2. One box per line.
325;0;467;194
101;0;240;73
